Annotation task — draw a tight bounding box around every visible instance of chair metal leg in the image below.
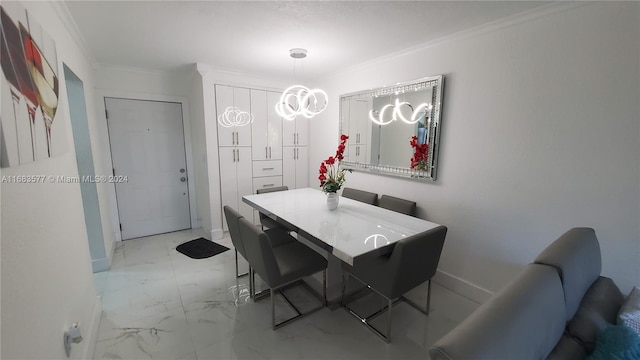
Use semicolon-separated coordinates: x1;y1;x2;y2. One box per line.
235;250;249;278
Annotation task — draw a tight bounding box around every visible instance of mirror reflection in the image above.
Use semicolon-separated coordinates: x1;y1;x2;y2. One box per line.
339;75;444;181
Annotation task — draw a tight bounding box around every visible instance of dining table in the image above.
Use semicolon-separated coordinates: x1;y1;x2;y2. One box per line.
242;187;442;304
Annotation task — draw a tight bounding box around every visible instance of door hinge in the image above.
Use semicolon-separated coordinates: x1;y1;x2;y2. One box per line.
119;223;122;231
112;168;116;176
105;109;108;119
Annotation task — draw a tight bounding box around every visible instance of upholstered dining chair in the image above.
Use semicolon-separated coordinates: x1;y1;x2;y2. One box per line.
378;195;417;217
223;205;249;278
238;217;328;329
341;225;448;342
224;205;296;299
256;186;292;231
341;187;378;205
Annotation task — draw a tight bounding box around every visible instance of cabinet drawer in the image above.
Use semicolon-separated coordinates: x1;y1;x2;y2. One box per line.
252;160;282;177
253;176;283;192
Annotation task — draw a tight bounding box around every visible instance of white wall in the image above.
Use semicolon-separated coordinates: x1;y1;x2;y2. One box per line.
1;1;103;358
311;2;640;300
189;66;212;235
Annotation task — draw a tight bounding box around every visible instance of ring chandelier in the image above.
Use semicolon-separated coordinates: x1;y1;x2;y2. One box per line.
275;48;328;121
217;106;254;128
368;98;433;126
275;85;328;121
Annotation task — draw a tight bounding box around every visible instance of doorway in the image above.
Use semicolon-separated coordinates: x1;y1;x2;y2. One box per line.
105;97;191;240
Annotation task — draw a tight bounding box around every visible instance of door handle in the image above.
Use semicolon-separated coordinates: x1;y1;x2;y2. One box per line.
266;147;268;158
180;177;186;182
233;149;236;162
268;146;271;159
232;132;235;145
179;168;185;173
236;149;240;162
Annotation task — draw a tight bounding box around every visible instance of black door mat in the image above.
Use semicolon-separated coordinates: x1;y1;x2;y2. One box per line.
176;238;229;259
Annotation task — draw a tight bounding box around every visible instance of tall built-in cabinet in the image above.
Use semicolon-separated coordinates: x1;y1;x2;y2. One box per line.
282;116;309;189
216;85;254;230
216;85;308;230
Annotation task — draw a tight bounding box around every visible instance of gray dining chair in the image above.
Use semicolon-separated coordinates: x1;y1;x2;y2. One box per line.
341;187;378;205
224;205;296;299
378;195;417;217
223;205;249;278
256;186;292;231
341;225;448;342
238;217;328;329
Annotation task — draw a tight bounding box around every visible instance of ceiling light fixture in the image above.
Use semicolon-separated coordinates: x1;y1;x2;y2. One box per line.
275;48;328;121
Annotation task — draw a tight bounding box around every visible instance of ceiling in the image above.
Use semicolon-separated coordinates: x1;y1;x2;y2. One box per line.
63;1;550;81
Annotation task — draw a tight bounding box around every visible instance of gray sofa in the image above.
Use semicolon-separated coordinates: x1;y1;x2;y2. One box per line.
429;228;625;360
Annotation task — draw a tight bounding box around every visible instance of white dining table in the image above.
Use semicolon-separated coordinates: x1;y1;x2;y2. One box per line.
242;187;441;266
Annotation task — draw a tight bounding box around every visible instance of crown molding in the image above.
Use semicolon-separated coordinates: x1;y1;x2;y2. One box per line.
334;1;587;79
50;1;100;69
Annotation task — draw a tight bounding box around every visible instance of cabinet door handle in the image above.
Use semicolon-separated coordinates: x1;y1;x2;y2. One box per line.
235;132;239;144
231;132;235;145
265;147;268;158
236;149;240;162
263;167;274;170
232;149;236;162
268;147;271;159
263;184;274;188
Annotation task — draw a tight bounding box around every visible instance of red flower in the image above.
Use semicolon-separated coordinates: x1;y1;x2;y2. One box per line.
319;134;350;193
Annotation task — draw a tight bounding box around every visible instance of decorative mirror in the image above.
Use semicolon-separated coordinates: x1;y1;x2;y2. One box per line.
339;75;444;181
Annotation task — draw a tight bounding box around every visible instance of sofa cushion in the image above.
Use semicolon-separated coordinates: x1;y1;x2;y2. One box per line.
586;325;640;360
534;227;601;321
566;276;624;353
618;286;640;336
429;264;565;360
547;335;587;360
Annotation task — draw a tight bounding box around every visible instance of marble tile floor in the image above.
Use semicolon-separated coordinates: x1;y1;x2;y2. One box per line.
93;229;480;360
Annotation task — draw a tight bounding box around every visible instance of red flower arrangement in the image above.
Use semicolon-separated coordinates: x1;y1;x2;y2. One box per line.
410;135;429;171
319;134;350;193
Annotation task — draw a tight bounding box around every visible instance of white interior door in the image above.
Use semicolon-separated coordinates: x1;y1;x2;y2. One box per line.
105;98;191;240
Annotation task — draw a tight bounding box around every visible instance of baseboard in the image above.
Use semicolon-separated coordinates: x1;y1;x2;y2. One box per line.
211;228;224;240
78;296;102;360
433;269;493;304
91;257;110;273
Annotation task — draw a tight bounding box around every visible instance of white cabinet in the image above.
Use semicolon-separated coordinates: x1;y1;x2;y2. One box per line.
218;147;253;230
216;85;252;147
282;111;309;189
283;146;308;190
283;116;308;147
344;98;371;163
251;90;283;161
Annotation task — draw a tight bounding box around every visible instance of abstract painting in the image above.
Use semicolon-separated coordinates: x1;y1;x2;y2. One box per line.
1;2;66;167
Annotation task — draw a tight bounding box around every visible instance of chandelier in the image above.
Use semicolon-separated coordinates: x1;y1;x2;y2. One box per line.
275;48;328;121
